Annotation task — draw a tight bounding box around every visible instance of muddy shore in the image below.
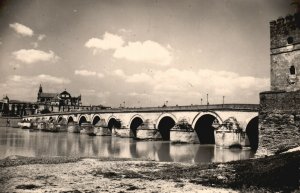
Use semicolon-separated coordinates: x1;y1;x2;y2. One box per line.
0;151;299;193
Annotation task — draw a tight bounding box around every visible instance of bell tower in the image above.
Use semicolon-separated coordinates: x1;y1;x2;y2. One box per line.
37;84;43;102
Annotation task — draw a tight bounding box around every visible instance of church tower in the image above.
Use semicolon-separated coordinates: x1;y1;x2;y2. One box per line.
37;84;43;102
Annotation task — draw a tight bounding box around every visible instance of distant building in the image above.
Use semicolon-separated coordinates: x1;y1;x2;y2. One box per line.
36;85;82;113
0;85;109;117
37;84;82;106
0;95;36;117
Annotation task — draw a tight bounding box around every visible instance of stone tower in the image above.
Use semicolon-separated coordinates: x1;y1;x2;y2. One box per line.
270;13;300;91
259;5;300;154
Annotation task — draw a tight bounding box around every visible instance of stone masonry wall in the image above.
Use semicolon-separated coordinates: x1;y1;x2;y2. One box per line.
271;50;300;91
259;90;300;153
270;13;300;91
0;117;21;127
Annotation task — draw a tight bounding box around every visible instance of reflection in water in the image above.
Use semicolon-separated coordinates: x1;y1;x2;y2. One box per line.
170;144;199;163
194;145;215;163
0;127;255;163
156;142;173;162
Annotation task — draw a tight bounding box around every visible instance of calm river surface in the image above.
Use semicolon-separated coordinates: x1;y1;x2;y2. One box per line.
0;127;255;163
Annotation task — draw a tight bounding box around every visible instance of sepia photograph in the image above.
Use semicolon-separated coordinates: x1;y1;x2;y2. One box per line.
0;0;299;192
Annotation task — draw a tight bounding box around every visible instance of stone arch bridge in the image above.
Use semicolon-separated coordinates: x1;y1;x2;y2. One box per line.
25;104;259;149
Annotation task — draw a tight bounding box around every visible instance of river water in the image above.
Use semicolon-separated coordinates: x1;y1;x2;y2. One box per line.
0;127;255;163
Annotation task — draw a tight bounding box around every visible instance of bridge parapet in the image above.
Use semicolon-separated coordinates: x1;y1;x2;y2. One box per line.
24;104;259;117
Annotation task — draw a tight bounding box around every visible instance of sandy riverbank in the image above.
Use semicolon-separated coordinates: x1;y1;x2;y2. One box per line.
0;156;235;193
0;150;299;193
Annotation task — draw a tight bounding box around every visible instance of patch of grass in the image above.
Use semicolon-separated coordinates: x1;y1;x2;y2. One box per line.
227;151;300;192
35;174;56;180
102;171;120;178
59;190;82;193
92;151;300;192
15;184;40;189
126;184;141;191
273;139;300;154
122;170;144;178
136;162;157;168
0;156;81;168
92;169;145;179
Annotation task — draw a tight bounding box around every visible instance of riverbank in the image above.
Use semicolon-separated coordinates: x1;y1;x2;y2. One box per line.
0;150;299;193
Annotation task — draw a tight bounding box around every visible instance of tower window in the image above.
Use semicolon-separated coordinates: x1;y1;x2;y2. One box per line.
290;65;296;75
287;36;294;44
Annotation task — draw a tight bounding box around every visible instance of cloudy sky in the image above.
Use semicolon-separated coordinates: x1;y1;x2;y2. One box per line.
0;0;293;107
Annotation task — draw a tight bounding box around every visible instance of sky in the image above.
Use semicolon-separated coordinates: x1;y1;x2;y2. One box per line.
0;0;294;107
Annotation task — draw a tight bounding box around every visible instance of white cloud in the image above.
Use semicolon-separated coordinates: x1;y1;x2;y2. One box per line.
151;69;268;96
128;92;149;97
97;73;104;78
119;28;132;33
12;49;59;64
85;32;124;52
112;68;268;104
0;75;70;101
8;62;20;69
74;69;104;78
85;33;173;66
9;23;34;37
126;73;153;83
38;34;46;41
77;89;110;102
97;91;110;98
36;74;71;84
113;69;126;78
8;74;70;85
75;70;96;76
113;40;172;66
31;42;38;48
79;89;96;96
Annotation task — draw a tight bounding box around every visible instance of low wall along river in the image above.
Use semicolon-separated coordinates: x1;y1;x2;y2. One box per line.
0;117;21;128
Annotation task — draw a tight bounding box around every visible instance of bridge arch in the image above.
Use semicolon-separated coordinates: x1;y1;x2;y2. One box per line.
57;116;63;123
107;116;122;130
156;113;177;140
129;114;144;138
49;116;54;122
67;116;75;125
192;112;222;144
245;116;259;150
78;115;89;126
58;116;68;126
92;114;101;125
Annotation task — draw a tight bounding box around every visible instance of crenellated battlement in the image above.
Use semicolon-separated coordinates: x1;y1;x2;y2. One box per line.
270;13;300;48
270;14;296;28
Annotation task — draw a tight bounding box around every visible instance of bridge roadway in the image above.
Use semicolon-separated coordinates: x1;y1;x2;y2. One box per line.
28;104;259;115
24;104;259;146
